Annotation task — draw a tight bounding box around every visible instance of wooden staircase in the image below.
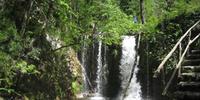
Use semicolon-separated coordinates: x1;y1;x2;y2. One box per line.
153;20;200;100
174;50;200;100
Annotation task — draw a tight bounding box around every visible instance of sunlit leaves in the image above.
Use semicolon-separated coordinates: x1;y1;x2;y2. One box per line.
14;61;40;74
71;81;82;94
58;0;69;9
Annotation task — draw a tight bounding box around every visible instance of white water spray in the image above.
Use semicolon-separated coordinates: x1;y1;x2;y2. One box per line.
119;36;142;100
89;39;105;100
124;55;142;100
96;40;103;94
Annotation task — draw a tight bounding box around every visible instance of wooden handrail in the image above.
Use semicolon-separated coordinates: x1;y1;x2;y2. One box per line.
162;33;200;95
154;20;200;77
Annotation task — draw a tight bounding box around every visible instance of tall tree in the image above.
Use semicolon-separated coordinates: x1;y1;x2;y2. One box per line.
140;0;145;24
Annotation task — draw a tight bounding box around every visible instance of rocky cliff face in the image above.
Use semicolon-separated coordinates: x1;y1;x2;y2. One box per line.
66;47;83;98
66;47;83;82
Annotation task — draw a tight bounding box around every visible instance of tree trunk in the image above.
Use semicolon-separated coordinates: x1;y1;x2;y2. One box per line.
140;0;145;24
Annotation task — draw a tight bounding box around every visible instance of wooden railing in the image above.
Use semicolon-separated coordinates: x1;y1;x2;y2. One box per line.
153;20;200;95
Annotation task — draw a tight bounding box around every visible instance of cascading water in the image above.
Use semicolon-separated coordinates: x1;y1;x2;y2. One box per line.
124;55;141;100
119;36;142;100
102;45;108;93
79;35;142;100
96;40;103;95
89;39;106;100
81;36;89;92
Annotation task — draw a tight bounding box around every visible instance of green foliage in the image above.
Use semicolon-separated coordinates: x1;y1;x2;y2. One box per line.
0;88;16;95
14;61;39;74
71;81;82;94
138;0;200;35
79;1;142;45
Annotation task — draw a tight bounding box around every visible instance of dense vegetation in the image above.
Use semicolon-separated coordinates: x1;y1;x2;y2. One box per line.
0;0;200;99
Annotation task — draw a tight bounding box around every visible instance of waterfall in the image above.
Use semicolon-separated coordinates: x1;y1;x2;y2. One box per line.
89;40;106;100
96;40;103;94
81;36;89;92
124;55;141;100
102;44;108;94
119;36;142;100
